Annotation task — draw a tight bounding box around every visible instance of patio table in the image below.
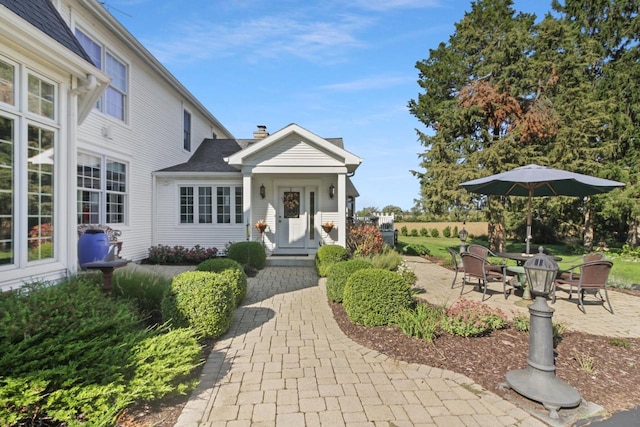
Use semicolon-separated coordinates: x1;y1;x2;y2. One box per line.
497;252;562;266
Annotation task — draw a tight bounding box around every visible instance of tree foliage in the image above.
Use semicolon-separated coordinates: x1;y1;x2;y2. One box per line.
409;0;639;249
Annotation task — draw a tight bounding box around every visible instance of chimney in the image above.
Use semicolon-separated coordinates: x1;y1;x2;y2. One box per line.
253;125;269;139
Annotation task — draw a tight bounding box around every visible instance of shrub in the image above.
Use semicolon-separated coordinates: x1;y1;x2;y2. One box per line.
430;228;440;238
343;269;414;326
315;244;349;277
227;241;266;270
148;244;218;264
111;269;172;325
452;226;458;237
401;243;431;256
396;260;418;287
346;224;384;256
419;227;428;237
326;259;372;303
368;248;403;271
197;258;247;306
400;225;408;236
441;298;507;337
0;277;202;425
393;303;444;343
443;226;452;238
161;271;235;339
410;229;419;237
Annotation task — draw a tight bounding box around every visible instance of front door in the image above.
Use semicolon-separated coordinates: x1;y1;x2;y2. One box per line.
278;188;306;249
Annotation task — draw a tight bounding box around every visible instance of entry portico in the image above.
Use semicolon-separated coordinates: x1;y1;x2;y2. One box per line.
226;124;362;255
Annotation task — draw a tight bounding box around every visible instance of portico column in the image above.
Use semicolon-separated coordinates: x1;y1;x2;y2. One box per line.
338;174;346;246
243;172;252;241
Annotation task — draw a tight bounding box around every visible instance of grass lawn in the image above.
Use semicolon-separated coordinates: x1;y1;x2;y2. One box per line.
397;236;640;288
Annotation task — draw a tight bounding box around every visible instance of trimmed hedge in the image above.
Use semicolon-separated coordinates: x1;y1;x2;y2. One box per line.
326;259;373;303
227;241;266;270
197;258;248;306
315;245;349;277
161;271;235;339
343;268;414;326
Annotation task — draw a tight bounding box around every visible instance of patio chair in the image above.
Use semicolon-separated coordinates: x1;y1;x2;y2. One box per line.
467;244;505;273
460;252;512;301
554;260;614;314
557;252;605;282
447;247;462;289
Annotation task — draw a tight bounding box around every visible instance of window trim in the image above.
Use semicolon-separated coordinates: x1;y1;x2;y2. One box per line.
183;109;191;151
77;152;128;226
178;184;243;225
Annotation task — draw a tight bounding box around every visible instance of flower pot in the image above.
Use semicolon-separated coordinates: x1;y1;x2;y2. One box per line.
322;225;334;233
78;229;110;265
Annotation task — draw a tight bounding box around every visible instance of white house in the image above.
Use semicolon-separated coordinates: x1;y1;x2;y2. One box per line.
0;0;361;291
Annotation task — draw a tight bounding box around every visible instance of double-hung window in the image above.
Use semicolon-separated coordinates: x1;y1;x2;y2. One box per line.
1;56;58;266
75;28;128;121
77;153;127;225
179;185;242;224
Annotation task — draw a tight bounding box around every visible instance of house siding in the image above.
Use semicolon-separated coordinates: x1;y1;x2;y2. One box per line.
250;136;344;167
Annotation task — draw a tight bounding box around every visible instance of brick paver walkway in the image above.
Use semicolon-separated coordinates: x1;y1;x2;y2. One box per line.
172;265;546;427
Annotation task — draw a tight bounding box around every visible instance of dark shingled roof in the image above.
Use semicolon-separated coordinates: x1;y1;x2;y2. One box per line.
1;0;93;64
158;139;252;173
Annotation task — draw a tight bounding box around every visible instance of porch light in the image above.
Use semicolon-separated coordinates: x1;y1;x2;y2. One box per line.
329;183;335;199
505;246;580;420
260;183;265;199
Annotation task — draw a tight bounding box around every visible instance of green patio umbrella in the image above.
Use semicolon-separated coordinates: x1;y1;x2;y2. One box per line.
460;164;625;253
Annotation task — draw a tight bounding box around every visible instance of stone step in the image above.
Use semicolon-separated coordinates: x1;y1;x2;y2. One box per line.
266;255;315;267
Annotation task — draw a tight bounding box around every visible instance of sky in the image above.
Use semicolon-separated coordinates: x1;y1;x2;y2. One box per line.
106;0;552;212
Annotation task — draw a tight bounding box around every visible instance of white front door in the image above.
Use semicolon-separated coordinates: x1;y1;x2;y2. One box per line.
278;187;307;249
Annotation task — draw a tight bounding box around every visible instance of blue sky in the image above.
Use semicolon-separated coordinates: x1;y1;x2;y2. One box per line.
107;0;552;211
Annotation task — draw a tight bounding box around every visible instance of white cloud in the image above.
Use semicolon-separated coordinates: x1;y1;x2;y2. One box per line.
320;75;411;92
351;0;442;11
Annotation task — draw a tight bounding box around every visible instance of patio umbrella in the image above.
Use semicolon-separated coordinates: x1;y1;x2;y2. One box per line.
460;164;625;253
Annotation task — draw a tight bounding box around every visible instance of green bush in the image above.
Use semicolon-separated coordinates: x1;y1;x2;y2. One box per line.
315;245;349;277
0;277;201;425
452;226;458;237
343;269;414;326
326;259;372;303
430;228;440;238
443;226;452;238
368;248;403;271
227;241;266;270
147;244;218;264
400;225;408;236
401;243;431;256
419;227;428;237
410;229;419;237
441;298;507;337
161;271;235;339
393;303;444;343
111;269;172;325
197;258;248;306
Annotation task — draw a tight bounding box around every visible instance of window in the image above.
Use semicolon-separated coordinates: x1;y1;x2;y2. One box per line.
0;57;58;268
179;185;242;224
0;116;14;265
0;59;14;105
75;29;128;121
77;153;127;225
180;187;194;223
28;74;55;119
27;125;54;261
198;187;212;223
183;110;191;151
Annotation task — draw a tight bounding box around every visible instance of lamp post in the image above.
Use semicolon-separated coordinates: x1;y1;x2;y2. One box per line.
505;246;581;420
458;225;468;253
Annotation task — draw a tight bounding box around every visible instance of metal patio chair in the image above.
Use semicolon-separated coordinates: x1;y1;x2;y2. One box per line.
460;251;511;301
554;260;614;314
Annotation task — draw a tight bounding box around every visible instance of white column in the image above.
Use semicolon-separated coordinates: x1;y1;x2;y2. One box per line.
243;172;252;241
338;174;346;246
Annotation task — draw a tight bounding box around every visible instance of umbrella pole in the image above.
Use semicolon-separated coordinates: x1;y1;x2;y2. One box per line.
526;190;533;254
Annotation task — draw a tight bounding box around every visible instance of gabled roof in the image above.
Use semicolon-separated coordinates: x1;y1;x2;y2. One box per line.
226;123;362;172
0;0;92;63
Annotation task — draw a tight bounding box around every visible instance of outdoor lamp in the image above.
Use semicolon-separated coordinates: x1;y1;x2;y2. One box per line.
259;184;265;199
458;226;468;253
505;246;581;420
524;246;558;296
329;183;335;199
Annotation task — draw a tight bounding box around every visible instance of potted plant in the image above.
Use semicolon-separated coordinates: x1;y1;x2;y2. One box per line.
322;221;334;233
255;220;267;233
